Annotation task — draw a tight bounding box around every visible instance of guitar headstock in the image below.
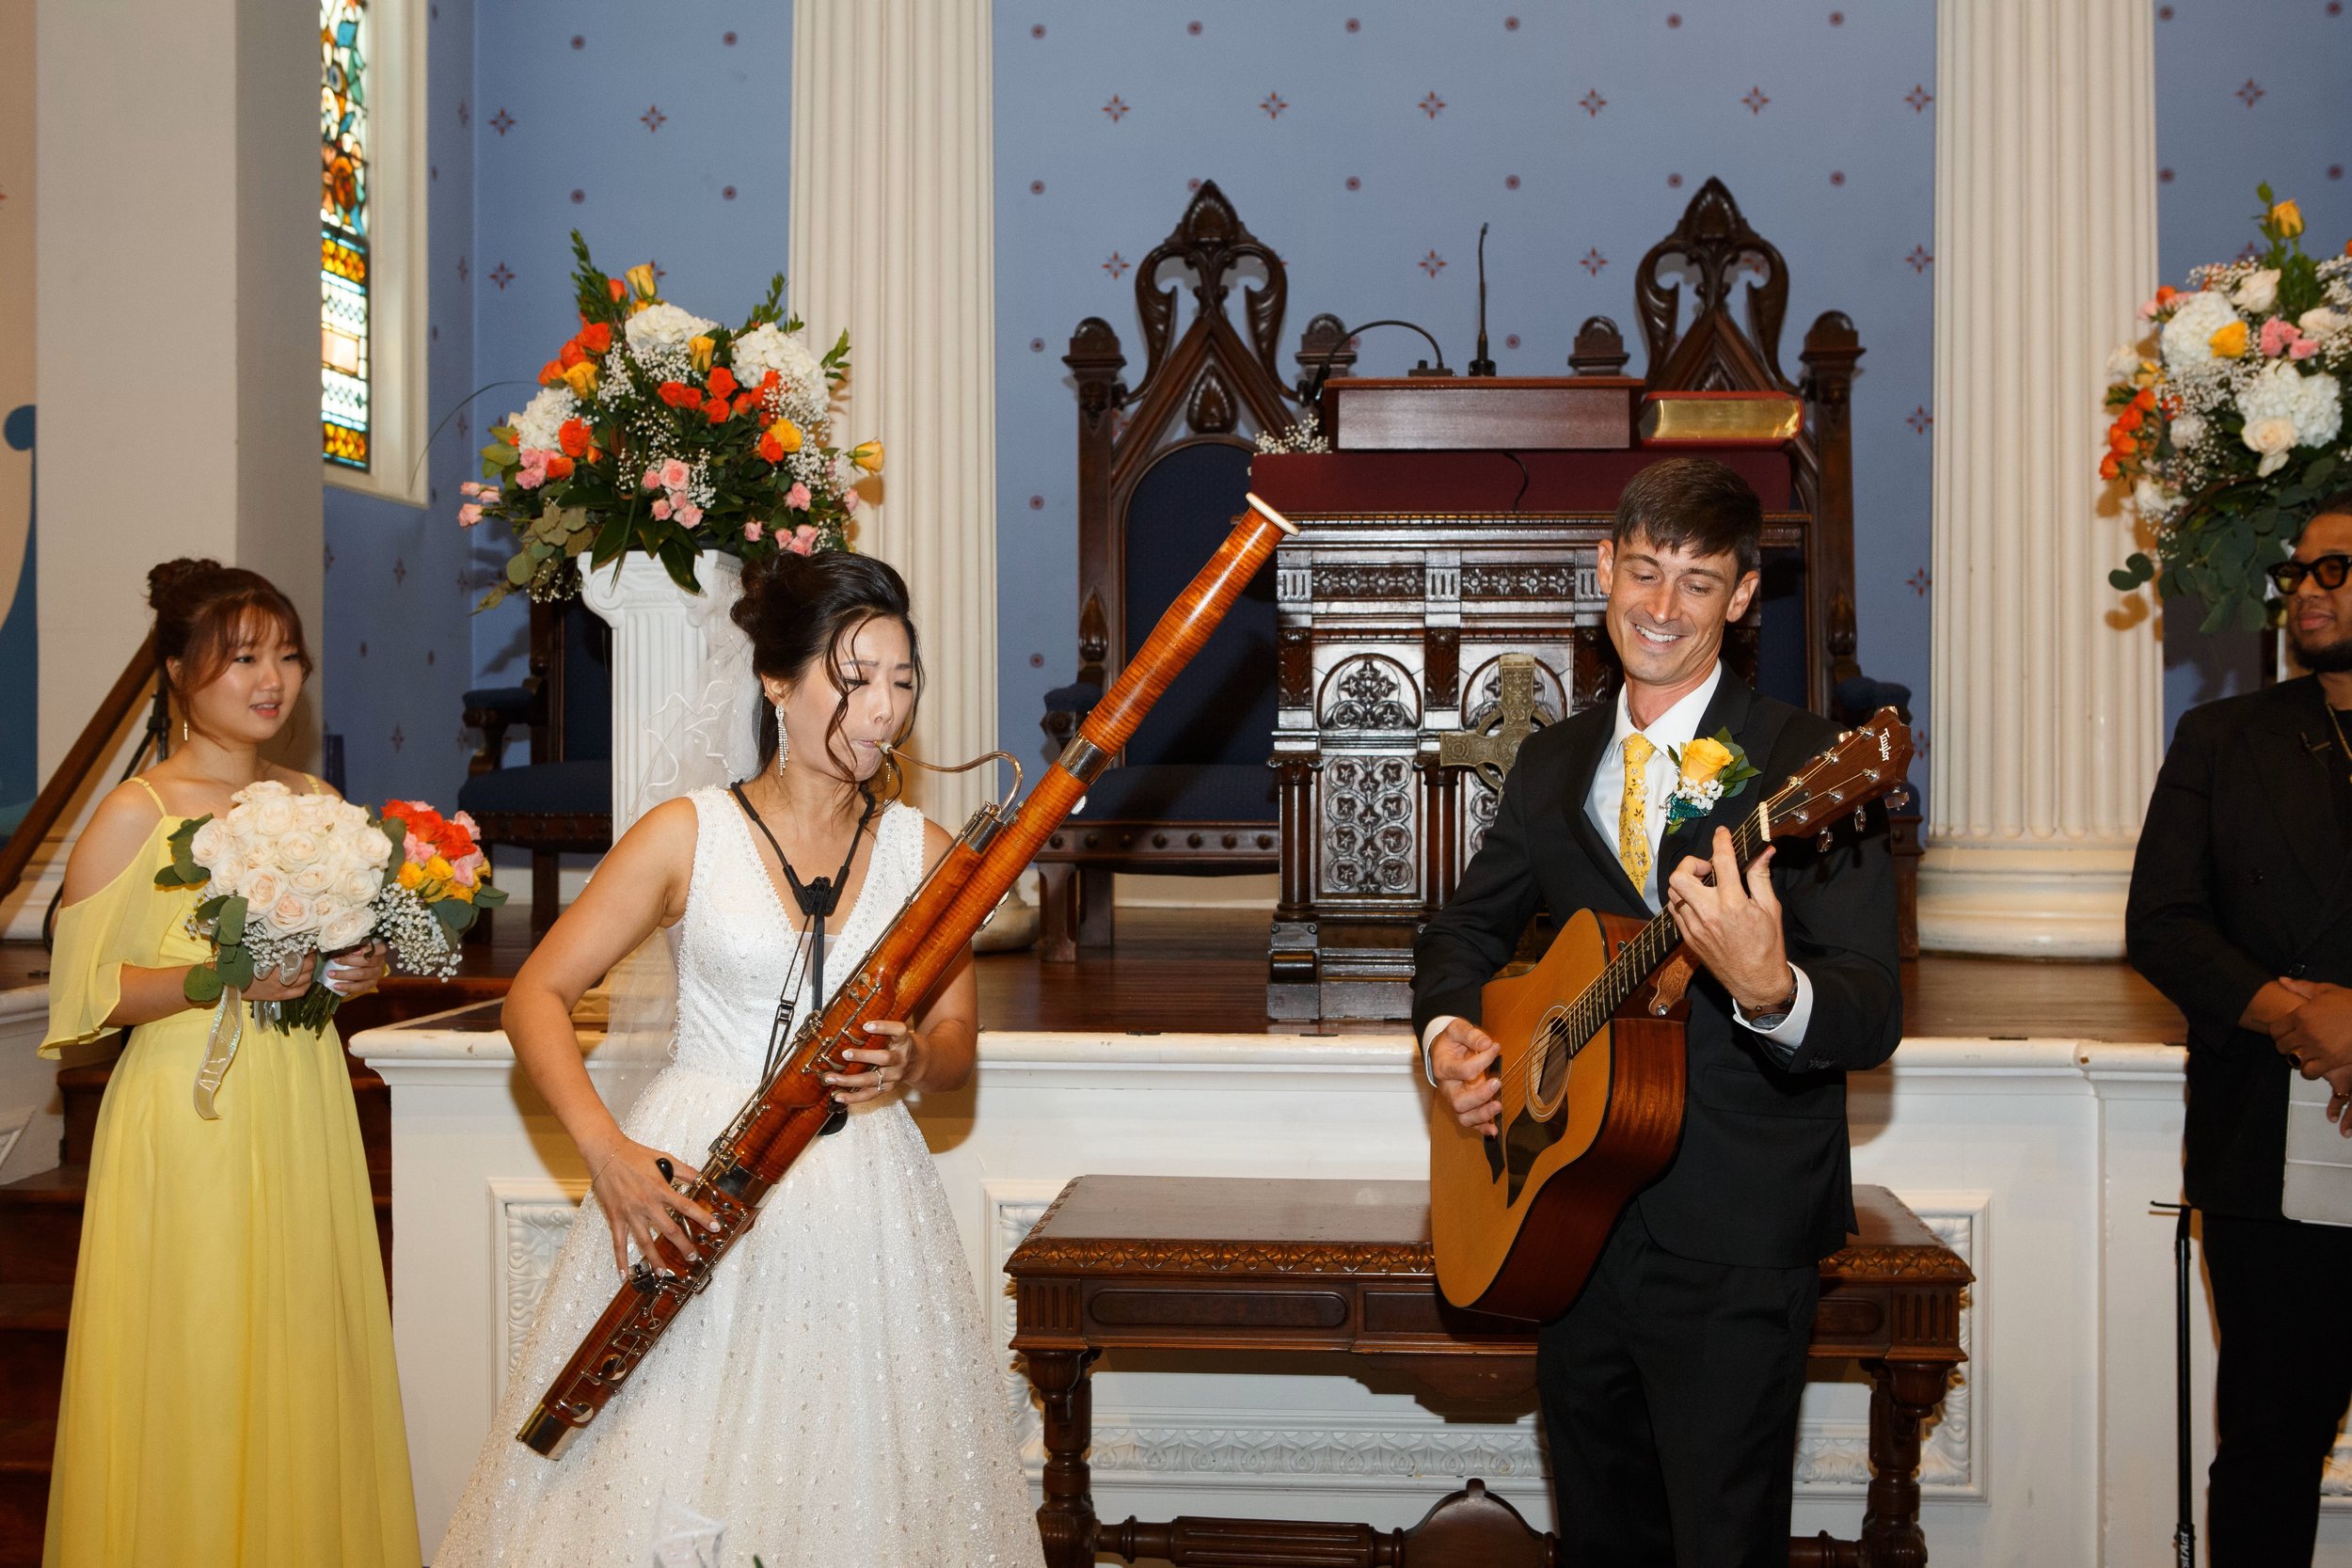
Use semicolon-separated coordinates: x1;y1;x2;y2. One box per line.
1765;707;1914;841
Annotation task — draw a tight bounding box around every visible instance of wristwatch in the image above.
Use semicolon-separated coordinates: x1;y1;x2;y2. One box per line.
1743;965;1800;1031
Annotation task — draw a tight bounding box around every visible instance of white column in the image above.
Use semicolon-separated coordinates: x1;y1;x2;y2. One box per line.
580;552;744;838
1920;0;2166;958
787;0;998;830
18;0;318;937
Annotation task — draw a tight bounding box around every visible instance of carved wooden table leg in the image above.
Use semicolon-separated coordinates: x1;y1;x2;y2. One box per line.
1029;1347;1101;1568
1857;1357;1953;1568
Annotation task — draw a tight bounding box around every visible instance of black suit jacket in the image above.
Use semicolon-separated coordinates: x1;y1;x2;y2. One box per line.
2126;677;2352;1219
1412;675;1904;1269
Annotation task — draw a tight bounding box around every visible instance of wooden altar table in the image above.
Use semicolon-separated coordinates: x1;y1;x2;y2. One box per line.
1008;1175;1970;1568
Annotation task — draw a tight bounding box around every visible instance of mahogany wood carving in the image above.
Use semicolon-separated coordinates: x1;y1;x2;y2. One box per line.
1008;1176;1967;1568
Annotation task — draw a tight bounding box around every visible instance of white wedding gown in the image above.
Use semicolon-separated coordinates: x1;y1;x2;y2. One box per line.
435;789;1041;1568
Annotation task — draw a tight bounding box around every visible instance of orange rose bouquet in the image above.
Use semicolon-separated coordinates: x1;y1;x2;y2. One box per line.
464;231;877;610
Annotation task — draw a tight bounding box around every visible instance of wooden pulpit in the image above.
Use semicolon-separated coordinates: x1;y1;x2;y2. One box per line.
1252;373;1826;1022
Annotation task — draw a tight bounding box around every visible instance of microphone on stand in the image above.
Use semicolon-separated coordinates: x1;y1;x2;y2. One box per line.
1469;222;1497;377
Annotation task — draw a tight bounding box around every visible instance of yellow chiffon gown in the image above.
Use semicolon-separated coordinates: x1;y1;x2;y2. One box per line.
38;778;420;1568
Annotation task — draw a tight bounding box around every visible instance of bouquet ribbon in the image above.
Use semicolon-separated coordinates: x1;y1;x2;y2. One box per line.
191;986;246;1120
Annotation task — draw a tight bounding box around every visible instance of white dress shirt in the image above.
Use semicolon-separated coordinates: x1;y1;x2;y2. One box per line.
1422;662;1813;1080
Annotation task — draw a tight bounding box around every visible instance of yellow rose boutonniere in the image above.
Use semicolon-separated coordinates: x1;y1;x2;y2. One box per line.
1665;729;1761;829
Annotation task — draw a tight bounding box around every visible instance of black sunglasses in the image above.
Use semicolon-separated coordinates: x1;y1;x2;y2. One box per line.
2267;553;2352;594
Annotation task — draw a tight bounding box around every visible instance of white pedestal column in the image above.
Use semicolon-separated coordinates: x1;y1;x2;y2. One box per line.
580;552;744;838
787;0;998;829
1919;0;2166;958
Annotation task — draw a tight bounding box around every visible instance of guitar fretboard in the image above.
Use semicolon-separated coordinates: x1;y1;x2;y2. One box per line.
1544;801;1775;1064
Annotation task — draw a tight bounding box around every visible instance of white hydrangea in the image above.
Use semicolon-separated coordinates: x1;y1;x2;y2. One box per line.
509;386;580;454
2106;344;2144;381
2160;291;2242;374
2132;477;2183;520
729;323;830;423
2169;413;2208;450
624;302;719;356
2237;358;2344;451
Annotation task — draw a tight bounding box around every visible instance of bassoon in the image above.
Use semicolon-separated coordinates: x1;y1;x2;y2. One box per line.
518;495;1296;1456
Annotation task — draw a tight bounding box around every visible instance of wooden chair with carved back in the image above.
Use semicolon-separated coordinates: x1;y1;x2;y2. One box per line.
1034;182;1335;961
457;597;612;938
1613;176;1921;947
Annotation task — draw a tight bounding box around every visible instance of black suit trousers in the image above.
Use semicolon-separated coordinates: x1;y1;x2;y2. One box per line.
1536;1206;1820;1568
2202;1213;2352;1567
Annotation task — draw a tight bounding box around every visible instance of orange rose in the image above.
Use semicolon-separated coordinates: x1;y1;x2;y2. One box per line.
658;381;704;410
757;430;786;463
2100;452;2122;480
538;359;566;387
558;418;592;457
707;367;739;402
2117;405;2143;433
607;277;628;303
559;340;587;370
543;454;575;481
2108;424;2137;454
733;393;760;419
706;398;730;425
578;322;612;355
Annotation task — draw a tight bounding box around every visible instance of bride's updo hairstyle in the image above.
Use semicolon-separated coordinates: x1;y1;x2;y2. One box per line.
146;558;313;729
732;550;923;800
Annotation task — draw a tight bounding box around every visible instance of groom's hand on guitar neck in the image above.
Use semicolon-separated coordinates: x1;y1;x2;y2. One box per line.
1667;828;1799;1019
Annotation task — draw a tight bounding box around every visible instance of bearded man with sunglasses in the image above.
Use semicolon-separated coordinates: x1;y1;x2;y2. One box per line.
2129;496;2352;1566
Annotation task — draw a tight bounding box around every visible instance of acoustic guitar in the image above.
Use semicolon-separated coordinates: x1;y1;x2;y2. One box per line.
1429;708;1914;1323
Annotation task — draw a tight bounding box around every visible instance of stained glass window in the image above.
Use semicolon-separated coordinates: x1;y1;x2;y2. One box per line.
321;0;370;470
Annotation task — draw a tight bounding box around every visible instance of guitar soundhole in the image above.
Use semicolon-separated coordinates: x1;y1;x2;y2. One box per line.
1526;1008;1571;1121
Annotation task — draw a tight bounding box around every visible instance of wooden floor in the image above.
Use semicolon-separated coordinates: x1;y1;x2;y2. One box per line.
3;906;2186;1044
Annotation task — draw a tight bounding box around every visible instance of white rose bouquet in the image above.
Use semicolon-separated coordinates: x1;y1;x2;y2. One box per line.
154;782;508;1116
2106;184;2352;632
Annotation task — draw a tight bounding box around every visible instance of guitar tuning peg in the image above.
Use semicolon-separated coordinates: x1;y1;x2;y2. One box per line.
1852;805;1868;833
1815;827;1835;853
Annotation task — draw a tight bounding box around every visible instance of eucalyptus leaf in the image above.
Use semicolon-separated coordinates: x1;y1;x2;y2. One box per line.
184;965;223;1005
505;554;534;586
216;946;255;990
216;895;247;946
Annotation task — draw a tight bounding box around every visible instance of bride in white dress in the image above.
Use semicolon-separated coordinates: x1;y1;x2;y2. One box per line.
435;553;1041;1568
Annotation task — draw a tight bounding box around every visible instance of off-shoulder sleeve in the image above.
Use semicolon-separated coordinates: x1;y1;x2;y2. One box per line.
40;854;153;1055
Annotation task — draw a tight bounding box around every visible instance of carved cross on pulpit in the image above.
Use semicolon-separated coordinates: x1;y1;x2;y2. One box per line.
1438;653;1548;789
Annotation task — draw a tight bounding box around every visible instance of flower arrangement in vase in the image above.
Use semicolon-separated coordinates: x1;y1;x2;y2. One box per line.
2106;186;2351;632
463;232;876;610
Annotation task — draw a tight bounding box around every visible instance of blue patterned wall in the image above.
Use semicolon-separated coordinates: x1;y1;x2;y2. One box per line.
320;0;482;809
2153;0;2352;724
324;3;2352;810
992;0;1942;765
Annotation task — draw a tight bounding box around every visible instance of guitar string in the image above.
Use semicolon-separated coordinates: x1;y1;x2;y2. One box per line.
1486;785;1798;1102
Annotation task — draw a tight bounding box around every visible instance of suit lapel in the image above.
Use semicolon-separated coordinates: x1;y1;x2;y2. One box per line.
1655;677;1761;880
2248;688;2349;911
1555;702;1650;912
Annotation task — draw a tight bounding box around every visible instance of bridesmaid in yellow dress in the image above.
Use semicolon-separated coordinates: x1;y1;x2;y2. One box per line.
39;559;420;1568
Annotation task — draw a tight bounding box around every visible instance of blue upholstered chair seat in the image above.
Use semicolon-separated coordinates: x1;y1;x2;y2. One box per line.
456;759;612;821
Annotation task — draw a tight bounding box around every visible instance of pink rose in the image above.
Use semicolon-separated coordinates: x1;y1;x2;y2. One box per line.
677;502;704;527
642;467;662;491
459;481;485;499
651;498;673;520
405;832;434;865
743;520;764;542
2292;338;2321;360
515;467;544;491
2260;317;2300;356
452;810;480;837
447;848;486;887
787;524;818;556
839;488;860;512
660;458;691;490
457;503;484;527
784;482;813;510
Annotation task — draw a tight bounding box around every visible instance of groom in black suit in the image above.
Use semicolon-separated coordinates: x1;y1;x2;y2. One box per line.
2127;497;2352;1567
1414;458;1903;1567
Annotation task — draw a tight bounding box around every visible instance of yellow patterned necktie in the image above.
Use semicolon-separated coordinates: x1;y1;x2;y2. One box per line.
1618;733;1655;889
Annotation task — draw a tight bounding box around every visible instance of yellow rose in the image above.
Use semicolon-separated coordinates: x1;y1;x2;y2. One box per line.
426;856;453;881
1678;736;1736;785
849;439;884;474
396;862;424;890
449;883;475;904
561;360;598;398
690;335;717;373
2272;198;2305;238
766;419;803;454
2208;319;2249;358
625;263;660;300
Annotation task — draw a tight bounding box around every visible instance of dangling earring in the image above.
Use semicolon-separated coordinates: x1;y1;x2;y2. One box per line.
773;702;790;775
180;717;188;743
